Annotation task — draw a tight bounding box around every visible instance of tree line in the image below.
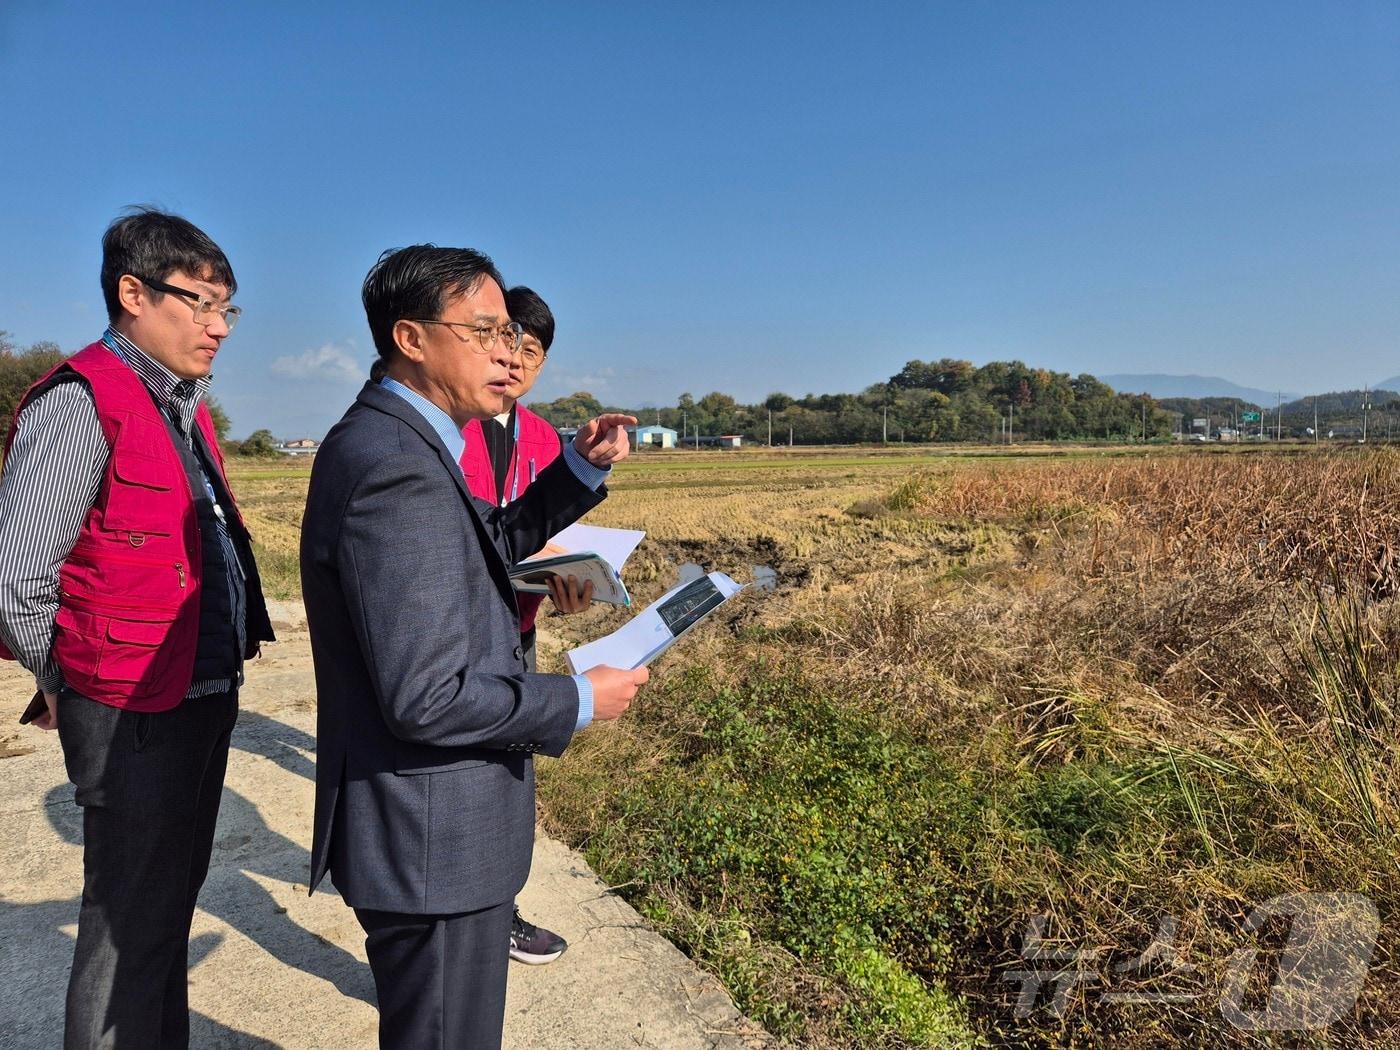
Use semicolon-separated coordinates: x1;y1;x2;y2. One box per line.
531;358;1177;444
3;331;1378;449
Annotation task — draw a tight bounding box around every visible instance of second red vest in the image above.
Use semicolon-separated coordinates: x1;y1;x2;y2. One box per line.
460;405;562;633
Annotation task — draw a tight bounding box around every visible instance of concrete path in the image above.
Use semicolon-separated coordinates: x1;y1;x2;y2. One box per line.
0;604;772;1049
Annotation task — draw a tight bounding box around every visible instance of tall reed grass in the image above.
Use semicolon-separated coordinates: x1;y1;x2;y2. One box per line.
538;449;1400;1047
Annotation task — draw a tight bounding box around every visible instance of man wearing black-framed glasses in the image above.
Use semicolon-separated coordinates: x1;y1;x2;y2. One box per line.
135;274;244;332
0;207;274;1049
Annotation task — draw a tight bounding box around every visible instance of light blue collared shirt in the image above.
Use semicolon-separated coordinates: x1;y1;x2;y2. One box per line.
379;377;466;464
378;377;602;731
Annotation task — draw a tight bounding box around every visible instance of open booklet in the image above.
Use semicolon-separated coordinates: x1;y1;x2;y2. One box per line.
566;571;745;673
508;523;645;607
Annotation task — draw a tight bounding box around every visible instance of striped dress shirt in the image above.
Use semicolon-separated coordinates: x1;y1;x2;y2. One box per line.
0;328;244;697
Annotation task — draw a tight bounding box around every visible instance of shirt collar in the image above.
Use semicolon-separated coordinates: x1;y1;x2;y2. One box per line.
378;377;466;463
102;327;211;413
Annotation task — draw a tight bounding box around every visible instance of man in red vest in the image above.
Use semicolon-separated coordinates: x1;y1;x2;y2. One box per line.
460;285;590;964
0;208;275;1049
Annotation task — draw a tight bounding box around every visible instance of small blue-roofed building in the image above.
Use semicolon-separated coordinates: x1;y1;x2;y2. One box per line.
632;425;678;449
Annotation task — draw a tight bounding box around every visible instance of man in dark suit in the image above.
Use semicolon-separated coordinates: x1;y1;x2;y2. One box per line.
300;245;647;1049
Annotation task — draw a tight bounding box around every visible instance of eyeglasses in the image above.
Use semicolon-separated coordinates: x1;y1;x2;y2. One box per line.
410;318;525;356
518;338;547;372
136;276;242;331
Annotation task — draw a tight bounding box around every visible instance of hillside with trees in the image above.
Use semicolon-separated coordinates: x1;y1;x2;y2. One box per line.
2;331;1385;447
532;358;1176;444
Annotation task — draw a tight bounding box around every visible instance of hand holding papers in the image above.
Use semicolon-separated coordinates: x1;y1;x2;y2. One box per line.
567;572;744;673
510;523;645;607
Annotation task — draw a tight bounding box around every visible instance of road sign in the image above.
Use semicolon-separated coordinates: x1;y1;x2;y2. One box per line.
1241;411;1261;423
1192;418;1208;429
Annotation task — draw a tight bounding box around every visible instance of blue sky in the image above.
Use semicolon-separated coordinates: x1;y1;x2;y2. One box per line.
1;1;1396;437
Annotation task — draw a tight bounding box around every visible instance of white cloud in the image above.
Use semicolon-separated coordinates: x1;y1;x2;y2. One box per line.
530;366;621;400
269;343;364;384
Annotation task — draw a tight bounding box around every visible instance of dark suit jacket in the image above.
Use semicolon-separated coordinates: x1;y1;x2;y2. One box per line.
301;382;605;914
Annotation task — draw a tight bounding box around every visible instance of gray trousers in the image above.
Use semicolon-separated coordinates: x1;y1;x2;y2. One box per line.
355;901;513;1050
56;688;238;1050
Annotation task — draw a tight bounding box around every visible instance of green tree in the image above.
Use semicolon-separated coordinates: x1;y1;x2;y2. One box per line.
0;332;66;445
889;358;975;394
763;392;794;412
205;396;232;442
238;428;282;458
528;391;605;426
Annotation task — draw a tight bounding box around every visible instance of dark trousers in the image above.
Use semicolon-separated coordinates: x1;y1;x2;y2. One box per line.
56;688;239;1050
355;901;513;1050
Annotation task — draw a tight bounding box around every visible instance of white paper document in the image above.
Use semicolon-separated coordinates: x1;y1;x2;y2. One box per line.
546;523;645;572
510;524;646;607
566;571;745;674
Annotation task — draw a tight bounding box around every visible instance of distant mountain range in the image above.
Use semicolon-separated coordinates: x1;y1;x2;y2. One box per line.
1100;374;1301;406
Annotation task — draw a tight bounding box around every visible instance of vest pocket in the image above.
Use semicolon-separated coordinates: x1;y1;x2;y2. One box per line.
52;606;101;681
103;454;176;534
98;613;179;685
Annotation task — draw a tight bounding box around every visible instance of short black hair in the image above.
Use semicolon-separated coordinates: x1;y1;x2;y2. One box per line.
505;285;555;353
361;245;505;361
100;206;236;322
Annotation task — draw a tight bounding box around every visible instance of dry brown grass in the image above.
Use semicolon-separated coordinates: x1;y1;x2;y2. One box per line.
533;447;1400;1047
896;448;1400;594
226;459;313;598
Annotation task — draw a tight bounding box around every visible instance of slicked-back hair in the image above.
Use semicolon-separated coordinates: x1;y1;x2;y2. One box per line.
100;206;236;322
504;286;555;354
362;245;505;361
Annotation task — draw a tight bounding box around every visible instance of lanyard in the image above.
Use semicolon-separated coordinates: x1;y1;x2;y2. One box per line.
501;412;540;506
503;410;521;507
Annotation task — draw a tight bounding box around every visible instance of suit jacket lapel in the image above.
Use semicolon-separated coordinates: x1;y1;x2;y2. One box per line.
355;382;474;504
354;383;516;592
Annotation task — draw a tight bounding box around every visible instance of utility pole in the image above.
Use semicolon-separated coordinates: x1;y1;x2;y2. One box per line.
882;404;888;444
767;409;772;447
1008;403;1014;445
681;411;686;446
788;423;793;447
1276;392;1282;442
1314;398;1319;445
1362;389;1371;443
1142;400;1147;443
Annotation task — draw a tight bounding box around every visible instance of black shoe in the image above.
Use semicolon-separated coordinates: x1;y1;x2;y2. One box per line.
509;906;567;965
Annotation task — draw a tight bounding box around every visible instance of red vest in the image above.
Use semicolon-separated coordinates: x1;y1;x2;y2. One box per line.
460;405;562;633
1;341;235;712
